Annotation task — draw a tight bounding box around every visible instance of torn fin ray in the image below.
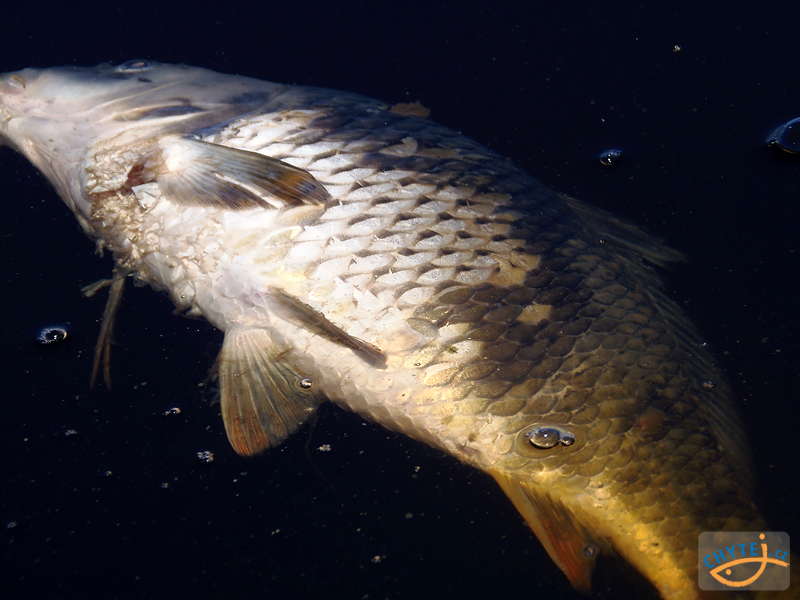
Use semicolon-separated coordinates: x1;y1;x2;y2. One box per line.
218;327;324;457
266;286;387;367
153;136;331;210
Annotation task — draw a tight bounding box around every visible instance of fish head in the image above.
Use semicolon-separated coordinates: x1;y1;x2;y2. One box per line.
0;60;286;219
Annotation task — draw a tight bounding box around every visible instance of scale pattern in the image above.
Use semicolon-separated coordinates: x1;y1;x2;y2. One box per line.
185;88;763;594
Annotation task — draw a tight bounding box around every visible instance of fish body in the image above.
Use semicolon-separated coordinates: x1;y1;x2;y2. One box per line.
0;60;778;599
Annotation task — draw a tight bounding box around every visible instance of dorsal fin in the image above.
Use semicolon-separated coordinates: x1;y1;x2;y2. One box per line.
152;136;331;210
217;327;323;456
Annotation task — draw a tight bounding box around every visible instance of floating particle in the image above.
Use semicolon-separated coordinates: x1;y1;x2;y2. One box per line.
162;407;182;416
317;444;331;452
65;429;78;436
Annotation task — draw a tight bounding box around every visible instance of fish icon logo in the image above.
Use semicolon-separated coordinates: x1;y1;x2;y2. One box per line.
699;531;790;591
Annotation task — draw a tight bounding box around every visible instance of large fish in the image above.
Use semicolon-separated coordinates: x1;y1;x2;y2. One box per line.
0;60;789;600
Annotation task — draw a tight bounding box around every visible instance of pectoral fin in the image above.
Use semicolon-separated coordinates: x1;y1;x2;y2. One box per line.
152;137;331;210
217;327;323;456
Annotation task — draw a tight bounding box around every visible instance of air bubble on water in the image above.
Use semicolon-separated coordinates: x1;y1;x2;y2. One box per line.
767;117;800;154
298;378;313;389
38;326;68;345
599;149;622;166
584;544;598;558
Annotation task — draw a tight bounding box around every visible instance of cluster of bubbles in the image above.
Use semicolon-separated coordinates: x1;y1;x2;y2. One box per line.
526;426;575;449
196;451;214;463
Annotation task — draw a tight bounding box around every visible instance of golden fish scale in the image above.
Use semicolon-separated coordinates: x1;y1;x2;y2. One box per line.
202;90;764;594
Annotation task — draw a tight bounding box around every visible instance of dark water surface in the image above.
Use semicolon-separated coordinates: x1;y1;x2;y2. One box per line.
0;3;798;599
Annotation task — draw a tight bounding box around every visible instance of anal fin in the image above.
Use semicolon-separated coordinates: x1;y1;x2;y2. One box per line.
218;327;323;456
490;469;604;594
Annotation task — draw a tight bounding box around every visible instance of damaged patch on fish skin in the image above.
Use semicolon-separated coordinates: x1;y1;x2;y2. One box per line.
151;136;331;210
